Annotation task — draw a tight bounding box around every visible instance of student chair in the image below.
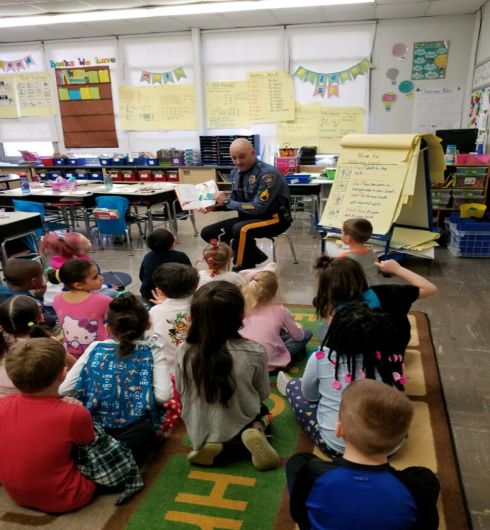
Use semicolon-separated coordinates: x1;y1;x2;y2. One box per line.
12;199;70;238
93;195;142;256
258;232;299;264
231;230;299;266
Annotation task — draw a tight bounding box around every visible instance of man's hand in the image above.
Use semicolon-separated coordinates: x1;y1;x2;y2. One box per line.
213;191;227;205
199;205;216;214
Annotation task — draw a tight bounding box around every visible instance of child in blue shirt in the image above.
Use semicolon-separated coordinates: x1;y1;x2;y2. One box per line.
286;379;440;530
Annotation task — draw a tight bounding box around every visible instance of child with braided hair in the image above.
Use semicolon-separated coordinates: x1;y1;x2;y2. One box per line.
59;293;173;462
198;240;244;288
278;302;407;457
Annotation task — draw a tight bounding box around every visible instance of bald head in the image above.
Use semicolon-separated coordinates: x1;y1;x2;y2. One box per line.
230;138;256;173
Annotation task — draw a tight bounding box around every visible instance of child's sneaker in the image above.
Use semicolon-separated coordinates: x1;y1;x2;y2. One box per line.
187;442;223;466
241;428;280;471
276;370;291;396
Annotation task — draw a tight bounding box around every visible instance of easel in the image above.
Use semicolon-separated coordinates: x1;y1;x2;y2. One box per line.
316;139;435;259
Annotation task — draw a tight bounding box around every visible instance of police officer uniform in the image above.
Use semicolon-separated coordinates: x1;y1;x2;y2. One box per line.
201;159;292;269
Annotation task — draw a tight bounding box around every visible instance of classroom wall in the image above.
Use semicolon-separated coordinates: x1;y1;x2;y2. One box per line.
476;1;490;64
0;14;482;157
370;15;477;134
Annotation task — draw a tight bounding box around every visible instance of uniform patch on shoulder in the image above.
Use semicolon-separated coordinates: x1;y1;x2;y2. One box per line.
248;174;256;186
260;189;270;202
263;173;276;188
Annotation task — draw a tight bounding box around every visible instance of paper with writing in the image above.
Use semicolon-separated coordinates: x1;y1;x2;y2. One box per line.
248;71;294;123
206;81;250;128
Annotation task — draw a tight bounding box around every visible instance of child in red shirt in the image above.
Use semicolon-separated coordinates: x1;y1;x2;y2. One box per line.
0;338;96;513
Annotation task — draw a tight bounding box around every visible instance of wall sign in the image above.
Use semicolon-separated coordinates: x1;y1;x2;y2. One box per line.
412;41;449;80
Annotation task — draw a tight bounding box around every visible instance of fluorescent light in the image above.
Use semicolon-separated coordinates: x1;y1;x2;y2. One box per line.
0;0;374;28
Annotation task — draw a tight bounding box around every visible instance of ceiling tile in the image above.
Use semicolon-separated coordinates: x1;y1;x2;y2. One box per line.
28;1;93;13
268;7;327;25
174;13;234;29
0;3;47;16
426;0;485;16
323;4;377;21
217;10;281;28
376;0;425;4
376;2;430;19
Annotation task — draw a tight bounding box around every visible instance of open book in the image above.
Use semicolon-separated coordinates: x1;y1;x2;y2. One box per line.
175;180;218;210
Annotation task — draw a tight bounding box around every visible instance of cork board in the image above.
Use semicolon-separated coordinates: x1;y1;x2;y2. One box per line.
55;66;118;148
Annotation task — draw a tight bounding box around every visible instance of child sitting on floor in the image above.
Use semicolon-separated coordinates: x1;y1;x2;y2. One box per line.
41;231;129;297
314;255;437;354
278;302;405;457
198;240;244;288
337;217;378;285
239;263;312;371
49;259;111;358
0;338;96;513
59;294;173;463
139;228;191;302
0;295;75;398
175;281;280;470
286;379;440;530
149;263;200;374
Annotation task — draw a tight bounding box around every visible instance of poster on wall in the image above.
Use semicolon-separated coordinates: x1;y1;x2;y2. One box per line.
473;58;490;90
412;87;463;134
0;75;18;118
411;41;449;80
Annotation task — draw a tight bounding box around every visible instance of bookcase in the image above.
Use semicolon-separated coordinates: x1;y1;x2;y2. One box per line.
431;164;489;226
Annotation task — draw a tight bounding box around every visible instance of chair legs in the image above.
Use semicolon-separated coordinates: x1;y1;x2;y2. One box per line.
94;228;134;256
266;233;299;265
125;229;134;256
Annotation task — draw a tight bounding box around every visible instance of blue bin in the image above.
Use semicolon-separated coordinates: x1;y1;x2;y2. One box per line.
99;158;114;166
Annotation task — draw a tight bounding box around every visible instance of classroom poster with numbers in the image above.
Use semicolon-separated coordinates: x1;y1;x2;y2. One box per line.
15;72;55;116
0;75;18;118
206;81;250;128
119;85;196;131
248;71;294;123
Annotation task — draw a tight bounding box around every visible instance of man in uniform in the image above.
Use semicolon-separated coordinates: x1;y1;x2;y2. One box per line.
201;138;292;270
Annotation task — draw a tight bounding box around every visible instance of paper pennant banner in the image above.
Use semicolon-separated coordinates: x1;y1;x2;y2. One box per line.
173;67;187;81
140;71;151;83
0;54;35;72
139;67;186;85
328;84;339;98
293;58;372;97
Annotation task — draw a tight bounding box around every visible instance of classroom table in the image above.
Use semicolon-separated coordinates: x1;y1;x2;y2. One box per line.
288;178;333;234
0;211;43;268
0;183;178;234
0;175;20;190
90;183;177;233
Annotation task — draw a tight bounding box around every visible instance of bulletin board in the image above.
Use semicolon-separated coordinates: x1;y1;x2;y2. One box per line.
55;66;118;148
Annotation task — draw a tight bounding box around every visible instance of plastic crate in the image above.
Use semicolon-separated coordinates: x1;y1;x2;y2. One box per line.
454;174;486;188
285;174;312;184
452;190;485;207
447;216;490;257
275;156;300;175
99;157;113;166
454;166;488;176
454;154;490;165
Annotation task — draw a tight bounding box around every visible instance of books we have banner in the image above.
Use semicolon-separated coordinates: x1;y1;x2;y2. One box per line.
320;134;446;242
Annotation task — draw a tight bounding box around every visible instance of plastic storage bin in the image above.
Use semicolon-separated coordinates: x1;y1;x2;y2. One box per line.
447;215;490;257
99;157;114;166
454;174;486;188
452;190;485;207
275;156;300;175
455;166;488;176
285;174;312;184
431;189;451;207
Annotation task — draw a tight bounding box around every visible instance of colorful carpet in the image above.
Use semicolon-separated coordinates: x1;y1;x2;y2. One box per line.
0;309;470;529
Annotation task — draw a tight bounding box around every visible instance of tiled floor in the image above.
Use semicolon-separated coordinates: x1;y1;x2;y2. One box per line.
89;209;489;530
